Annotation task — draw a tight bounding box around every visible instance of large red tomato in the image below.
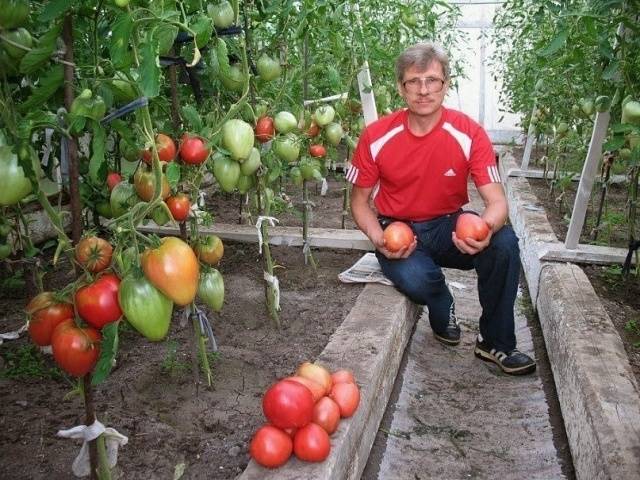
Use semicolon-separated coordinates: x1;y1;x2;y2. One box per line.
293;423;331;462
383;221;414;252
330;382;360;418
179;133;210;165
51;319;101;377
75;273;122;329
26;292;74;346
142;133;176;164
141;236;199;306
286;376;325;403
249;425;293;469
309;144;326;158
106;172;122;191
166;194;191;222
263;379;315;429
312;397;341;434
255;116;275;143
455;213;490;242
75;236;113;273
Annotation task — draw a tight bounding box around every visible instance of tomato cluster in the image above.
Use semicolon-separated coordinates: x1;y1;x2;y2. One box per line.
250;362;360;469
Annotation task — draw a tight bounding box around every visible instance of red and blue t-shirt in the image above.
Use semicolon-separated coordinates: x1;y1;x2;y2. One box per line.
346;107;499;221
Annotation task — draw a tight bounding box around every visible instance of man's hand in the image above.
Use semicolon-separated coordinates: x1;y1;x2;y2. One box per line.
452;229;492;255
372;230;418;259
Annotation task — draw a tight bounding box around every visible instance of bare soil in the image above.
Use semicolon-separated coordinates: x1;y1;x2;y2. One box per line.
0;177;362;480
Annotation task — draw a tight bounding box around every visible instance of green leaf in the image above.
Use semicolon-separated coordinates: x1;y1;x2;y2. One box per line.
89;123;106;185
139;40;161;98
537;29;568;57
602;59;619;81
19;23;62;74
153;23;179;56
165;161;181;188
18;66;64;113
181;105;203;132
38;0;71;22
603;136;626;151
91;321;119;386
110;13;134;70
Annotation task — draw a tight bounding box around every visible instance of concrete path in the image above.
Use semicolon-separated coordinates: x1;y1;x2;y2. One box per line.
363;269;565;480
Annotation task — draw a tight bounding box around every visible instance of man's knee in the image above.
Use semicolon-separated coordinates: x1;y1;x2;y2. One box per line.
490;226;519;259
392;269;447;305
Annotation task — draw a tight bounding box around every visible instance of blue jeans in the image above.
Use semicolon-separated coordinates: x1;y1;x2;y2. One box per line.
376;211;520;352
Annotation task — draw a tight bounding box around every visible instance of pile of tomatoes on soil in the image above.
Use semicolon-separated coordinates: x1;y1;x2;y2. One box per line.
249;362;361;469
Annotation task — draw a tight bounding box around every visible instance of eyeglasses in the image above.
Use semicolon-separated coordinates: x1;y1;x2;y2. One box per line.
402;76;446;94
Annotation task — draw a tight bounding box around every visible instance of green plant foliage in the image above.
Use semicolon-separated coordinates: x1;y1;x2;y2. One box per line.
0;344;62;380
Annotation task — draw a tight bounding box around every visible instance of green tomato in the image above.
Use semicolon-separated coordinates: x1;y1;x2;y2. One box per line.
198;269;224;312
219;63;246;92
595;95;611;113
212;153;241;192
0;243;11;260
236;174;254;194
119;273;173;341
1;27;33;59
289;166;303;187
150;202;171;226
114;0;130;7
579;98;594;117
240;147;261;176
0;1;29;29
0;146;32;206
96;201;113;219
622;100;640;126
619;148;632;160
111;72;138;104
70;89;106;121
274;111;298;134
222;119;254;161
256;53;281;82
119;137;140;162
314;105;335;127
273;134;300;163
324;122;344;146
109;181;137;218
208;0;234;29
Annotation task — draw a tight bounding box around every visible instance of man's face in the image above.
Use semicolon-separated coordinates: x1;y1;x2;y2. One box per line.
397;61;449;117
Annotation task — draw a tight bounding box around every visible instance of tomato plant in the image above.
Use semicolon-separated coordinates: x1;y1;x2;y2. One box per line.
249;425;293;469
26;292;74;347
141;237;199;306
455;213;490;242
179;134;210;165
75;273;123;329
142;133;176;164
263;379;315;429
75;236;113;273
293;423;331;462
383;222;414;252
166;194;191;222
51;320;101;377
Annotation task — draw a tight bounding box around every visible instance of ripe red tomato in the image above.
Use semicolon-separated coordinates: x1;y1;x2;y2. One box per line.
306;121;320;138
106;172;122;191
51;320;101;377
286;376;325;403
263;379;315;429
179;133;210;165
75;236;113;273
296;362;332;396
255;116;275;143
330;382;360;418
249;425;293;469
134;168;171;202
194;234;224;266
141;133;176;164
309;144;326;158
331;369;356;385
293;423;331;462
75;273;122;329
141;236;200;306
383;221;414;252
166;194;191;222
455;213;490;242
26;292;74;346
312;397;341;434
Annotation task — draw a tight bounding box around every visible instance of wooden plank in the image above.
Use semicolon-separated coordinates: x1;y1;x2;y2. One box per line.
357;61;378;126
138;223;374;251
538;241;635;266
506;168;630;185
565;111;610;249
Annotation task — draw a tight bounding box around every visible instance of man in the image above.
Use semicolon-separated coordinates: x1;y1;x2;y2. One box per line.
347;42;535;375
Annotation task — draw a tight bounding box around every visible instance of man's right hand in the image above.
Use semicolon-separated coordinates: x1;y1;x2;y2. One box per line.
372;230;417;259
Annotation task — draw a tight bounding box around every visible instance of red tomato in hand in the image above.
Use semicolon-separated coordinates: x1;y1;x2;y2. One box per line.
179;133;210;165
330;382;360;418
455;213;490;242
106;172;122;191
141;236;199;306
293;423;331;462
383;221;414;252
331;369;356;385
75;273;122;329
263;379;315;429
26;292;74;346
312;397;341;434
255;116;275;143
141;133;176;164
309;144;326;158
51;319;101;377
249;425;293;469
166;194;191;222
75;236;113;273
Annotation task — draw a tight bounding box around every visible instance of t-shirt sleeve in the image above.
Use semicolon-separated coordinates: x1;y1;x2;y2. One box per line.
469;125;499;187
346;129;379;188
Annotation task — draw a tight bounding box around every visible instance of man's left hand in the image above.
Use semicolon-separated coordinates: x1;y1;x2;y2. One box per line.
452;229;492;255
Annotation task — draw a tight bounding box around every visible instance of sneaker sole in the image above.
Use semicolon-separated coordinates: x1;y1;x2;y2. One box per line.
474;347;537;375
433;332;461;346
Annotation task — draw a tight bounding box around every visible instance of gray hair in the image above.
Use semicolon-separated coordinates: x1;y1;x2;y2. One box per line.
395;42;450;82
